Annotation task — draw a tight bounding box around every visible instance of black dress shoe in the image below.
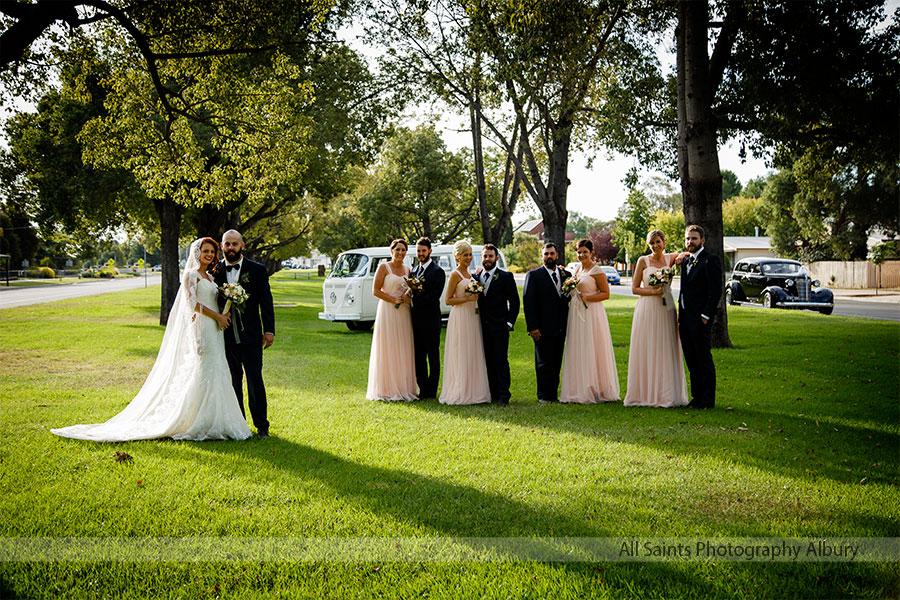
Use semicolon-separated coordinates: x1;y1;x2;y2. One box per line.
257;430;269;438
538;398;558;404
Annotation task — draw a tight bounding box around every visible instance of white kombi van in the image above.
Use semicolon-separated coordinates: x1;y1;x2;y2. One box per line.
319;244;506;331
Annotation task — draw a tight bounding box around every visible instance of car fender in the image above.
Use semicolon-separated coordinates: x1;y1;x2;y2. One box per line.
726;280;746;301
811;287;834;303
763;285;789;302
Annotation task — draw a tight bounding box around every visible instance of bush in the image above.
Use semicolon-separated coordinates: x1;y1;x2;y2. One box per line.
81;270;94;278
507;265;522;274
98;266;118;278
26;267;55;279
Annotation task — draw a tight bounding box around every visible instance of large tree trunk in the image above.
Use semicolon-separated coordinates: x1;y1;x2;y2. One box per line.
677;0;732;349
539;124;571;252
154;195;184;326
470;98;494;245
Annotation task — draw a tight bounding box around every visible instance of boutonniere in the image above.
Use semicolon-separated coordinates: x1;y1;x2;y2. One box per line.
239;271;251;285
492;272;499;281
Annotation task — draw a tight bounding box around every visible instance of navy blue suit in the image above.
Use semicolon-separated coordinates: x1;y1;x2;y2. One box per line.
410;261;445;398
476;268;520;404
678;248;722;408
215;258;275;432
523;266;570;401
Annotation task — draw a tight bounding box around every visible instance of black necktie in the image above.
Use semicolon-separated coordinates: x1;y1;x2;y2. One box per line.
685;256;693;274
551;270;558;285
226;263;239;272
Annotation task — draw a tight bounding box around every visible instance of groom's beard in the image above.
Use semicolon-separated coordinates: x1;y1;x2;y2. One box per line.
224;249;242;263
543;258;557;269
482;258;496;271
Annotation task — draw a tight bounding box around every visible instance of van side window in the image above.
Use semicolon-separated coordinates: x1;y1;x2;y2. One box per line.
436;255;451;269
371;257;387;274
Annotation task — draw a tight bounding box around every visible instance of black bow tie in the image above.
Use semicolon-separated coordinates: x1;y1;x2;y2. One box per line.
226;263;240;272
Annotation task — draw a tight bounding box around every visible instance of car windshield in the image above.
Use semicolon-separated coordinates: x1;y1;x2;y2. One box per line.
601;267;617;274
761;262;803;275
330;253;370;278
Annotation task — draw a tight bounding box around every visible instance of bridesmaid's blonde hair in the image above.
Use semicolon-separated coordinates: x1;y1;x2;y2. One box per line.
646;229;666;244
453;240;472;257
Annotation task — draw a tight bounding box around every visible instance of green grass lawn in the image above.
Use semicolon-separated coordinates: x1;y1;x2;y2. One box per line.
1;279;897;598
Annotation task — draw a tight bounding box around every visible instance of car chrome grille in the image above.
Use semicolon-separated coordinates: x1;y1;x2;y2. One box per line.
796;277;810;301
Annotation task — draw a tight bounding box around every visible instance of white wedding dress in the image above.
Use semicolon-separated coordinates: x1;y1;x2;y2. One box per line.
51;240;251;442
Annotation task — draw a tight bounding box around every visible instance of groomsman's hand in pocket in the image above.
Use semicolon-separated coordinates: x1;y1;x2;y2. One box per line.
529;329;542;341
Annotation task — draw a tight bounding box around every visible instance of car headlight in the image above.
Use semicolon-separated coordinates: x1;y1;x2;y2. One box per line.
786;279;794;287
812;279;820;287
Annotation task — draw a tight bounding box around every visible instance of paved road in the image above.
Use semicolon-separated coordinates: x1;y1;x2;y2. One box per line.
0;275;161;310
514;274;900;322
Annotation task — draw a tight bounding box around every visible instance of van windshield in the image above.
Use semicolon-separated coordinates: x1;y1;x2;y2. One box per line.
330;253;370;278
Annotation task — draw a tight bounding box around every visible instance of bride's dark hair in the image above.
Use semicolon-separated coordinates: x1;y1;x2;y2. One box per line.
199;237;221;274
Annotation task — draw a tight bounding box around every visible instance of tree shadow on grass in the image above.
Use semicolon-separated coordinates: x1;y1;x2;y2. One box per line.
400;400;899;501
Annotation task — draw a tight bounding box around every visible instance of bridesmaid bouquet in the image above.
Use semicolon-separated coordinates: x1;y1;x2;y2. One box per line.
648;267;675;305
404;274;424;294
396;275;424;308
465;278;484;313
561;276;587;308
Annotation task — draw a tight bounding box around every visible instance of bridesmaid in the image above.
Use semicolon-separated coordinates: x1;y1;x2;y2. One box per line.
560;239;620;404
624;229;689;408
366;239;418;401
439;240;491;405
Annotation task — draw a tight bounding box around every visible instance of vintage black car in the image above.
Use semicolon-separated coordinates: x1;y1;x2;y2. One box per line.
725;257;834;315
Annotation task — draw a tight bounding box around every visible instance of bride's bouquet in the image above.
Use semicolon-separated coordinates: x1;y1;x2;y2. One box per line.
219;282;249;315
648;267;675;305
561;275;586;308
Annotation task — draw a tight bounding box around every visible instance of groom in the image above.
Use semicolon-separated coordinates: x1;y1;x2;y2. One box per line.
476;243;520;405
523;242;570;403
409;237;445;399
678;224;722;409
216;229;276;436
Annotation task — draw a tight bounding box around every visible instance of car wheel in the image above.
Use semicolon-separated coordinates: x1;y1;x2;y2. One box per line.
819;307;834;316
346;321;373;331
725;287;734;305
762;291;774;309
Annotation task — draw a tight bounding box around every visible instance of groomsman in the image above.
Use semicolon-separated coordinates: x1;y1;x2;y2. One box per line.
476;244;520;405
216;229;275;436
678;224;722;409
523;242;570;403
409;237;446;399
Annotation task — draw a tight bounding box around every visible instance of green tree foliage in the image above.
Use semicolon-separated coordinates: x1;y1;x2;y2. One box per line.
500;232;542;272
613;188;655;265
359;125;476;245
722;196;763;237
721;169;742;200
741;175;768;199
651;209;685;253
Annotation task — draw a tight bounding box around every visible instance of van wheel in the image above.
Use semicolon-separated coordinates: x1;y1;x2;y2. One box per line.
346;321;373;331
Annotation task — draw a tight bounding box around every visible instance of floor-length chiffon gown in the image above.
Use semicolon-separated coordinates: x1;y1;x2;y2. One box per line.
366;263;418;401
439;275;491;405
623;266;689;408
560;265;620;403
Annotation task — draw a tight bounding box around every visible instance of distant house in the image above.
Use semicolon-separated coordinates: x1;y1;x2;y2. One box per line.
723;236;773;266
513;219;576;243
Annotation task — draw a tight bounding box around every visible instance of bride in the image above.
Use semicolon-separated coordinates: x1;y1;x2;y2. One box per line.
51;238;252;442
